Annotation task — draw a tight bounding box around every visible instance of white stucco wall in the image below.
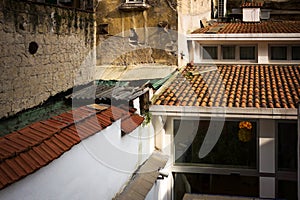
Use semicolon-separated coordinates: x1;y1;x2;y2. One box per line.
243;8;260;22
0;120;155;200
259;119;275;198
178;0;211;67
146;175;173;200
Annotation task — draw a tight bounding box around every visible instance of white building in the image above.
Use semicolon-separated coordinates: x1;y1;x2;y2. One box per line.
0;104;171;200
150;2;300;200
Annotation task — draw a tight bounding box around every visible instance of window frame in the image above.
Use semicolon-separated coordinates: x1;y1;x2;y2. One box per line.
269;45;288;60
172;118;259;173
221;45;237;60
269;44;300;61
275;120;298;198
239;45;257;61
202;45;219;60
291;45;300;60
200;44;257;63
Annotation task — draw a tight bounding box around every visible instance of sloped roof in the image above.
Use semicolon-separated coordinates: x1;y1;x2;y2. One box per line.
68;81;149;102
153;65;300;108
0;104;144;189
192;21;300;34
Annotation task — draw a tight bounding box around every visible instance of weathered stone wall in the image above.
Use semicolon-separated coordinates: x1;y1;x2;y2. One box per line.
0;0;96;119
95;0;177;65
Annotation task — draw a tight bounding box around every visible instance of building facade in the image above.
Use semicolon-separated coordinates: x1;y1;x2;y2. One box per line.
150;2;300;200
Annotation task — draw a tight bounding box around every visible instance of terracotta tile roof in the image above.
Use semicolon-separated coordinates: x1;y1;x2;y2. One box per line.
0;105;144;189
192;21;300;34
240;2;263;8
153;65;300;109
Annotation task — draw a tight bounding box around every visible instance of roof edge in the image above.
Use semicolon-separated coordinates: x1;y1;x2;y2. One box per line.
187;33;300;41
150;105;298;119
151;70;180;104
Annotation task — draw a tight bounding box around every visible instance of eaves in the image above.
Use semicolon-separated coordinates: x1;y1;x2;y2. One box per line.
150;105;298;120
186;33;300;41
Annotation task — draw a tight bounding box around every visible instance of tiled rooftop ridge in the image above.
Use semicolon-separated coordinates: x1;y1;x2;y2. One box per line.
192;21;300;34
154;65;300;108
240;2;264;8
0;105;144;189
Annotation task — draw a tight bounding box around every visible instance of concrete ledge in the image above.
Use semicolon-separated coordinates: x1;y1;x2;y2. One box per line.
150;105;298;119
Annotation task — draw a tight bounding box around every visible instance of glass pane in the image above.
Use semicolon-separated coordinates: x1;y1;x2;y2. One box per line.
174;173;259;199
203;46;218;59
278;122;297;171
270;46;287;60
292;46;300;60
222;46;235;59
278;180;298;200
174;120;257;168
240;46;255;60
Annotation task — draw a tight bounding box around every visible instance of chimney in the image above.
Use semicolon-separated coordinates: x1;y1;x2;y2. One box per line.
241;2;264;22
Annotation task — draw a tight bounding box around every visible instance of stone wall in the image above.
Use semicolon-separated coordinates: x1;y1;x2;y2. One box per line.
0;0;96;119
95;0;177;65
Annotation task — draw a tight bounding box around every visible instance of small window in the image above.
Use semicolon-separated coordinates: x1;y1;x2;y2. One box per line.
292;46;300;60
270;46;287;60
240;46;255;60
222;45;235;60
203;46;218;59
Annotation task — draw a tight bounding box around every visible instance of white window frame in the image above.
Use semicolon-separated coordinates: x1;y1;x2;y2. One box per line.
221;45;237;60
269;45;288;61
172;117;259;174
239;45;257;61
269;44;300;61
291;45;300;60
202;45;219;60
200;44;257;63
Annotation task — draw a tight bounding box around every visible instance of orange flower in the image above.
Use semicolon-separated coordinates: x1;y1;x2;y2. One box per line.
239;121;252;130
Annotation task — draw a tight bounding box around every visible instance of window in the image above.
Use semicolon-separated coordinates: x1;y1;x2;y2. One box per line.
174;120;257;168
200;44;257;62
276;121;298;199
203;46;218;59
277;180;298;200
240;46;256;60
174;173;259;199
270;46;287;60
292;46;300;60
277;122;297;172
222;45;235;59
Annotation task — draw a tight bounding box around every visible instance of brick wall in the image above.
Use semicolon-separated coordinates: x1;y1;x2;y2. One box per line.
0;0;96;118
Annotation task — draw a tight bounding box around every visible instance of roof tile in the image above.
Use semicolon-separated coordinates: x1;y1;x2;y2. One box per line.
0;104;144;190
121;115;144;135
240;2;263;8
154;65;300;109
192;21;300;34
